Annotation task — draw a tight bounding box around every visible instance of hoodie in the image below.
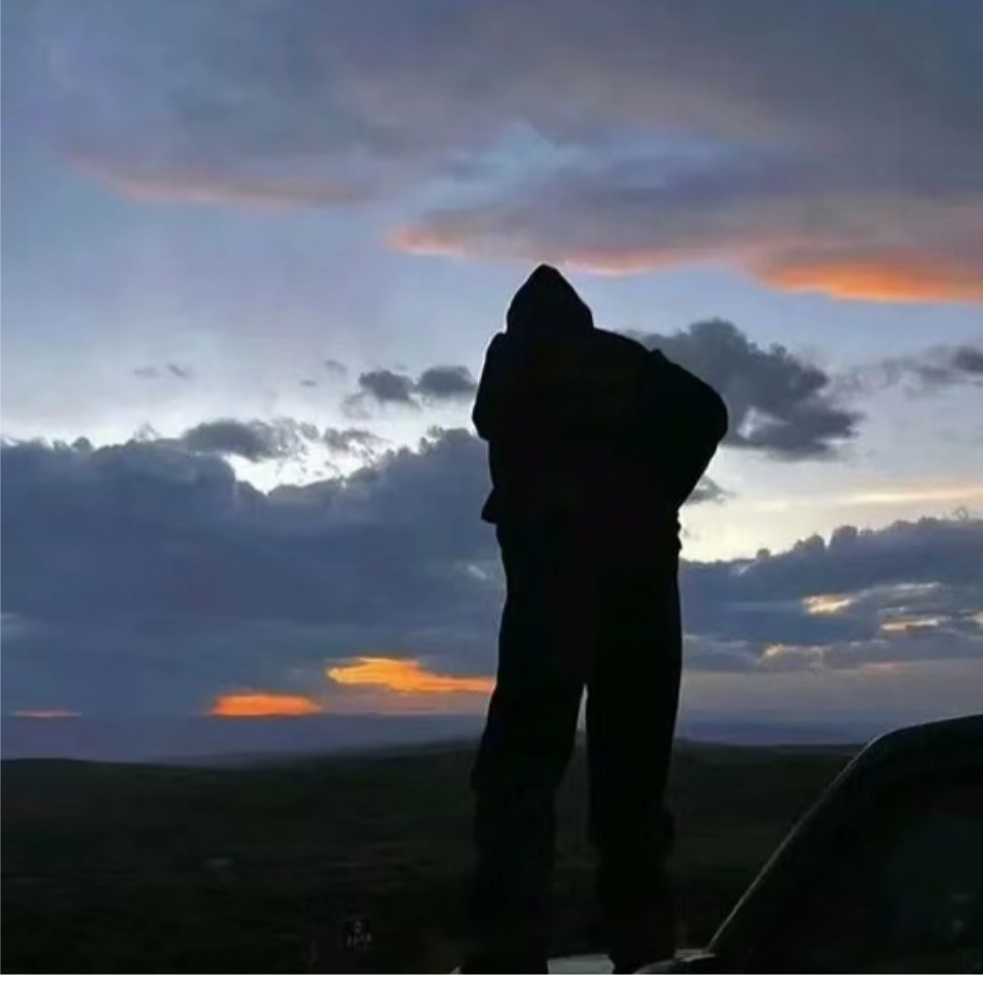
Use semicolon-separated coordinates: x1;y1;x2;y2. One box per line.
505;264;594;338
472;264;728;525
473;265;655;524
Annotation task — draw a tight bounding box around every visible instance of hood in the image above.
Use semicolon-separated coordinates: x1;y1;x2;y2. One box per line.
506;264;594;338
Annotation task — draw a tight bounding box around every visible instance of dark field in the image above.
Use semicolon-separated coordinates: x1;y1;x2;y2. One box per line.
1;742;854;973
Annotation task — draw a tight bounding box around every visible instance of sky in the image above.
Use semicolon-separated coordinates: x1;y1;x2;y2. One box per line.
2;0;982;748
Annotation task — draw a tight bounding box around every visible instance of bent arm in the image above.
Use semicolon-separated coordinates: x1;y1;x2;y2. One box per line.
471;333;508;441
645;352;729;508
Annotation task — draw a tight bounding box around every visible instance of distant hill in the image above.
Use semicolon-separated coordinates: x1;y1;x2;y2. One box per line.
676;715;882;747
1;712;889;766
0;713;484;764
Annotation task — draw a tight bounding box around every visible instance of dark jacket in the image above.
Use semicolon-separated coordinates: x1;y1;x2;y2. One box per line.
473;265;728;526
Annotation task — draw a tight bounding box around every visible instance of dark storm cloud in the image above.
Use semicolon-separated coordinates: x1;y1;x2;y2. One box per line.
0;431;498;712
344;319;853;459
355;369;418;407
953;347;983;376
684;518;983;671
344;365;477;415
634;321;861;460
2;430;980;712
179;418;318;462
140;419;385;467
415;365;478;402
322;427;387;460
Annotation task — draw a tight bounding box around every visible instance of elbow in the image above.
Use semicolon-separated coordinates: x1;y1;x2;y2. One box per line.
472;400;498;442
712;392;730;443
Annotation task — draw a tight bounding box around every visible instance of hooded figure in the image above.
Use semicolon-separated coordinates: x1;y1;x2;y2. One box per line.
504;263;594;336
463;265;727;973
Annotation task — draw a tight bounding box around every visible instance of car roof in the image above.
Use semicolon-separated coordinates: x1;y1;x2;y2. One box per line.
857;711;983;770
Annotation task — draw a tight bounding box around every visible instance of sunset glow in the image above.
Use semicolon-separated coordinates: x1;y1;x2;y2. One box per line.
390;228;983;304
12;709;80;719
881;616;944;633
327;656;494;696
763;259;983;304
208;692;323;717
803;594;853;616
388;233;726;280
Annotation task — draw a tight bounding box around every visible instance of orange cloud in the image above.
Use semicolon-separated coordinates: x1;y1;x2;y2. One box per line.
761;258;983;304
12;709;80;719
387;227;467;258
388;228;693;276
327;656;494;696
390;227;983;304
208;692;324;717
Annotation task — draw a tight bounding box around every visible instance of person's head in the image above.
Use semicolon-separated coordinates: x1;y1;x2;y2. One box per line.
506;264;594;338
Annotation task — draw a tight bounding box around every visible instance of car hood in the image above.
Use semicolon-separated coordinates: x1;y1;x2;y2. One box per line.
451;956;613;976
550;956;613;976
451;950;700;976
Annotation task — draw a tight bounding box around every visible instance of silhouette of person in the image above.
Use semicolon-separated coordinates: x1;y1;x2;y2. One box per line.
462;265;728;973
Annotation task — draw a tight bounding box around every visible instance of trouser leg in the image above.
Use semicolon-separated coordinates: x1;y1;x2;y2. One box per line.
586;554;682;971
467;524;583;968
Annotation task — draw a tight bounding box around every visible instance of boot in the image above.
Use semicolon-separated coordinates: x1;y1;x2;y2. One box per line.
459;946;550;974
608;907;677;974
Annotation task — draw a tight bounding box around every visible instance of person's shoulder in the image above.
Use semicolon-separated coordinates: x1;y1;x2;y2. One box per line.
478;331;514;372
484;331;508;355
588;329;654;375
592;327;650;354
576;327;646;363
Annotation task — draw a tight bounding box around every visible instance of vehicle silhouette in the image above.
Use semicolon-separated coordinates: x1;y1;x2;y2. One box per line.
530;713;983;974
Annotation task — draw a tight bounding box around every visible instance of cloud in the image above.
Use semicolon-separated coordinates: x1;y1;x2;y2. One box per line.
953;346;983;376
71;154;380;209
208;692;323;717
2;430;980;718
344;365;477;415
392;159;983;303
0;430;498;713
682;518;983;672
339;319;863;461
28;0;983;302
353;369;418;406
327;656;493;695
845;343;983;395
691;477;729;505
164;419;386;468
322;427;387;461
383;0;983;302
636;320;861;459
179;418;319;462
11;709;81;720
415;365;478;402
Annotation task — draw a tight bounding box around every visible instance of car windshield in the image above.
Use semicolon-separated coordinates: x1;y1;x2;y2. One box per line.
779;773;983;973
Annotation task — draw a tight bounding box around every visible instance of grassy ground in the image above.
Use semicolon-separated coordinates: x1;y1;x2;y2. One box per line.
1;741;854;972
